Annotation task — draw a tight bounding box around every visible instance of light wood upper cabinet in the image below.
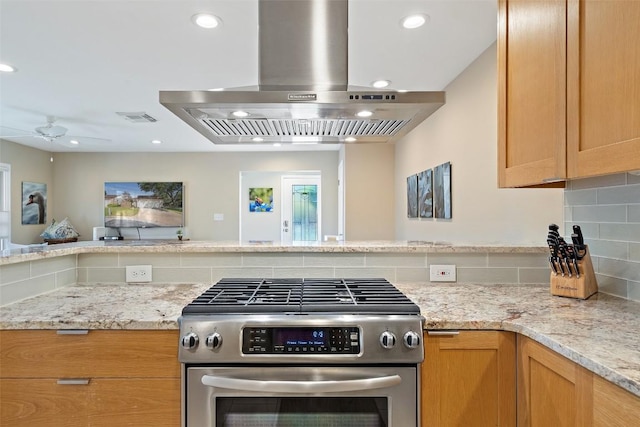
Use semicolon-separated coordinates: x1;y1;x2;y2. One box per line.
421;331;516;427
498;0;567;187
566;0;640;178
499;0;640;187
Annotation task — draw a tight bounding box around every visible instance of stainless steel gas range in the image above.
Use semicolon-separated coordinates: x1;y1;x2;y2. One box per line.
178;278;424;427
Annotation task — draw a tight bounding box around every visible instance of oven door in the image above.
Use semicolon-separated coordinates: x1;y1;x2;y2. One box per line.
185;366;418;427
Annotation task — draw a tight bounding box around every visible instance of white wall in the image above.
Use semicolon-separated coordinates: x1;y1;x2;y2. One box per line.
395;43;564;244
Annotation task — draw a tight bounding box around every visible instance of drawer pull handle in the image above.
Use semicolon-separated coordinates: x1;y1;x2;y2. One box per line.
57;379;90;385
56;330;89;335
427;330;460;336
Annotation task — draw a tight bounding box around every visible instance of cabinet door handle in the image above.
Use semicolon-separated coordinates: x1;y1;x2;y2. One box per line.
56;330;89;335
427;330;460;336
57;379;90;385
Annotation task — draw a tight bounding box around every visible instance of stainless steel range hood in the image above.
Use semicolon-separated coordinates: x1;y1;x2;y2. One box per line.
160;0;445;145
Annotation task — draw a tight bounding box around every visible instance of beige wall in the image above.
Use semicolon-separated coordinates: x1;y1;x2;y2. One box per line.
394;43;564;244
0;147;339;243
344;143;395;240
0;140;53;244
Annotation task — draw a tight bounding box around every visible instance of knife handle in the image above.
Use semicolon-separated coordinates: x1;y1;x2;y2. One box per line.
572;225;584;245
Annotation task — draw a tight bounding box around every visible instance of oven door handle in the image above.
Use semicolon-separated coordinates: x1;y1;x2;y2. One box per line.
201;374;402;393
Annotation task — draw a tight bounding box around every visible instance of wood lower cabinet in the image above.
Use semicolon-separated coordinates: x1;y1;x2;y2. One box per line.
517;335;593;426
593;374;640;427
421;330;516;427
0;330;180;427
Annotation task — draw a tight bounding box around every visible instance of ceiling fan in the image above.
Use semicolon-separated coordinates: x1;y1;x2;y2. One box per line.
0;116;111;148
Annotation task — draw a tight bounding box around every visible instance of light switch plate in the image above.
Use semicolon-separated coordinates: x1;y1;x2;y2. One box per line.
430;265;456;282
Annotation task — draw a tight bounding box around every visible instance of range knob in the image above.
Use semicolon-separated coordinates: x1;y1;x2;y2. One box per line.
403;331;421;349
205;332;223;350
379;331;397;349
181;332;199;349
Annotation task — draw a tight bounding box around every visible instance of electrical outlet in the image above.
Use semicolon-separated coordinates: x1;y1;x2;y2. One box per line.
125;265;152;283
430;264;456;282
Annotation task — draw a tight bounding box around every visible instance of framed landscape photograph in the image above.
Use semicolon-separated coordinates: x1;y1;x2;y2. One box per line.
418;169;433;218
104;182;184;228
407;175;418;218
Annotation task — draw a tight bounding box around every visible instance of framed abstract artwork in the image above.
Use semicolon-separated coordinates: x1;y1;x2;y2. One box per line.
406;175;418;218
433;162;452;219
418;169;433;218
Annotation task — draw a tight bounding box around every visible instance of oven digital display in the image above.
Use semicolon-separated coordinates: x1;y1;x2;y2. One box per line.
242;326;360;355
274;328;326;346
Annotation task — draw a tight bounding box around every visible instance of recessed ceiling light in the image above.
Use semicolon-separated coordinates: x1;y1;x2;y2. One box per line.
356;110;373;118
401;14;429;29
372;80;391;88
273;143;282;147
207;88;225;91
232;110;249;118
252;137;264;142
0;63;16;73
191;13;221;29
345;137;357;142
397;89;409;93
151;139;162;144
69;140;79;145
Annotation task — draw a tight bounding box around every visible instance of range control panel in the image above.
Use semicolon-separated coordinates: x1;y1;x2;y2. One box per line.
242;326;360;355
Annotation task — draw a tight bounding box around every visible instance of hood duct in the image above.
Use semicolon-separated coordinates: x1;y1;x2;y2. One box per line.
160;0;445;145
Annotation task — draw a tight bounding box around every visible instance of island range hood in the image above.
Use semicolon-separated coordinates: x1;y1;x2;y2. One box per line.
160;0;445;145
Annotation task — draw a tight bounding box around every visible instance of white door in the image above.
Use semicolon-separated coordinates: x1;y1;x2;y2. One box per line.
281;175;321;243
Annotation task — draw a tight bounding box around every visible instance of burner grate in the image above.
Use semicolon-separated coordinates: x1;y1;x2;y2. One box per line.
182;278;419;315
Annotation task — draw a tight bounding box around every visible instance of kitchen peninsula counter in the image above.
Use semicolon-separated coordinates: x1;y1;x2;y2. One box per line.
0;239;547;265
0;282;638;398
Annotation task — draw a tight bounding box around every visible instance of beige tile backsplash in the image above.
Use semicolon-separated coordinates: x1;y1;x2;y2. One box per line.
1;251;551;306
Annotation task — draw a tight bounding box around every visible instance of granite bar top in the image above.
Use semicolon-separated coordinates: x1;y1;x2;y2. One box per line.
0;239;547;265
0;282;638;398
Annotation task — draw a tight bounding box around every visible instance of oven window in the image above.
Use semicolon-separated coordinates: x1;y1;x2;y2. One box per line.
216;397;388;426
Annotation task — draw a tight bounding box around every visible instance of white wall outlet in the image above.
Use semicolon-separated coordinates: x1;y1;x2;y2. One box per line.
430;264;457;282
214;213;224;221
125;265;152;283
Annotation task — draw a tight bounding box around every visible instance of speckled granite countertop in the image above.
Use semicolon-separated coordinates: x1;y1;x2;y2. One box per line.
0;240;547;265
0;282;638;398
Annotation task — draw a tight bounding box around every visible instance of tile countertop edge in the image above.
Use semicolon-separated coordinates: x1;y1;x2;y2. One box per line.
0;240;548;265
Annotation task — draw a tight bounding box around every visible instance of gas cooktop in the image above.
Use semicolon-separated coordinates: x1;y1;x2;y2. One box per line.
182;278;420;315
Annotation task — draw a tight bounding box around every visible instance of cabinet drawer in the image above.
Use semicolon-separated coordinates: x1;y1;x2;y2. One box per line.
0;330;180;378
0;378;180;427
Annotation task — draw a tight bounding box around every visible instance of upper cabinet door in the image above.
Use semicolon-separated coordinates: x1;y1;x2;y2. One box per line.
566;0;640;178
498;0;567;187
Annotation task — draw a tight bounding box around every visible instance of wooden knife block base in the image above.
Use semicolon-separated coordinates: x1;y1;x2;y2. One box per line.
550;246;598;299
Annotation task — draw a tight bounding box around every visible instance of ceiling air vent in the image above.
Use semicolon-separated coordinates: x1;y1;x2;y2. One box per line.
116;112;157;123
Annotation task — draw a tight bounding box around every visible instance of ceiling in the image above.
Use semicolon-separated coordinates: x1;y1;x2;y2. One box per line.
0;0;497;153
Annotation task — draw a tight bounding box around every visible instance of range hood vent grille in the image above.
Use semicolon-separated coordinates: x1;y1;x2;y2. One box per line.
201;118;409;137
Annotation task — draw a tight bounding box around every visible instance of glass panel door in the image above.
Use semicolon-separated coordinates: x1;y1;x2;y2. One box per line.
291;184;317;242
281;176;321;244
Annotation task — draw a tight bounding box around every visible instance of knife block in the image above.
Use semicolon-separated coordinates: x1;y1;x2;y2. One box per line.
550;246;598;299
